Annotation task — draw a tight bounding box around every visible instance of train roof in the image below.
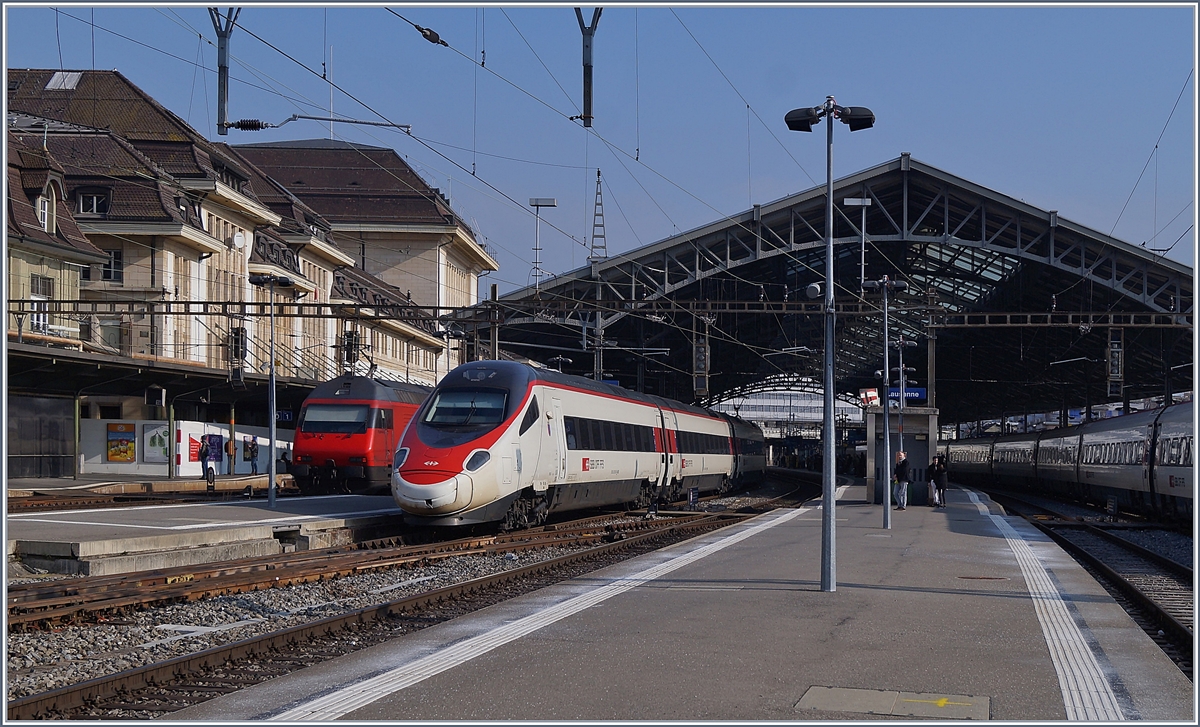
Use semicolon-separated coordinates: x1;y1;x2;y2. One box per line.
306;374;431;405
446;360;724;420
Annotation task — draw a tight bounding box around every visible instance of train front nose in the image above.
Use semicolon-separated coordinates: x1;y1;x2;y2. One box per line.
392;470;474;514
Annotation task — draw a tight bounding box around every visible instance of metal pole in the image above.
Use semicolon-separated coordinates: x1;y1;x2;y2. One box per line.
267;278;277;508
821;96;836;592
881;279;892;530
533;207;542;295
897;336;907;464
860;204;866;289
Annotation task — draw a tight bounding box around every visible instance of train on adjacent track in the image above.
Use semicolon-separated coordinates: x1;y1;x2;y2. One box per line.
944;402;1193;521
391;360;766;530
291;375;431;495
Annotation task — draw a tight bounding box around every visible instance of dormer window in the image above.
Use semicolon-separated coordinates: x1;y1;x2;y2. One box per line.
78;192;109;215
37;185;56;234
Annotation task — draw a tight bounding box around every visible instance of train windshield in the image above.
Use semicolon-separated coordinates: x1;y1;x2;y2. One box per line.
422;388;508;431
299;404;370;434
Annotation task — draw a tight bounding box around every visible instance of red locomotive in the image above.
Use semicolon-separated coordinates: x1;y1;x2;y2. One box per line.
291;374;431;495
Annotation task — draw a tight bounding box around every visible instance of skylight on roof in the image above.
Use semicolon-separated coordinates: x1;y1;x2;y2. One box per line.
46;72;82;90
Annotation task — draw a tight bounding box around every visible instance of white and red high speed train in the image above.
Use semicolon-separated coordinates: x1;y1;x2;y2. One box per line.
392;360;765;529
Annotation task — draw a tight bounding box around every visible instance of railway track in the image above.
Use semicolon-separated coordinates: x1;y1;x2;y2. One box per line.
7;511;746;720
7;511;726;631
990;492;1193;679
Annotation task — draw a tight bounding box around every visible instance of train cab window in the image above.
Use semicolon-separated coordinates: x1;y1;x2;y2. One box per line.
519;397;540;435
299;404;369;434
422;388;508;430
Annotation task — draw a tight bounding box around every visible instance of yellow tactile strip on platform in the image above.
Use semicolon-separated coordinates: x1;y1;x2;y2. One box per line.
796;685;990;720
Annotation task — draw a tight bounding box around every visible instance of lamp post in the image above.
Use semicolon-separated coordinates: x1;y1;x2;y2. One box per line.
892;336;917;470
785;96;874;592
529;198;557;295
249;273;295;508
863;275;905;529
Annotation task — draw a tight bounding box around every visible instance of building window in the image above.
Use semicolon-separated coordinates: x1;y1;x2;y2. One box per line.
37;189;57;234
102;250;124;282
30;274;53;334
78;192;109;215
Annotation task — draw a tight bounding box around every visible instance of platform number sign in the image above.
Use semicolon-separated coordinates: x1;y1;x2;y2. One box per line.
276;410;293;422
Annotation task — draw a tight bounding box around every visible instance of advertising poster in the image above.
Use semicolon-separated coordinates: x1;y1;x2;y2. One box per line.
143;424;169;463
205;434;224;463
106;423;136;462
189;436;201;462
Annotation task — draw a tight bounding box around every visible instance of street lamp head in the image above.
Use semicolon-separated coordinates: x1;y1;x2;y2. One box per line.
529;198;557;208
784;106;822;132
805;282;822;299
248;273;295;288
837;106;875;131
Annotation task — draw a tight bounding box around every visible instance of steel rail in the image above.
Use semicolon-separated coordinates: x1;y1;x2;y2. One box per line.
7;513;739;719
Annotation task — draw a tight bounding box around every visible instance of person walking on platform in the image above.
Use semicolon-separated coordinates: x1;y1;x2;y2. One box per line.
932;454;949;509
893;452;910;510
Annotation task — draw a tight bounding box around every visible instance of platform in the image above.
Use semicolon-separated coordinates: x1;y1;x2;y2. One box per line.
6;494;402;576
171;484;1193;721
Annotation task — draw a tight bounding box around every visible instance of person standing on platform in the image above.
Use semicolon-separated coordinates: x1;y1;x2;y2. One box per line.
932;454;949;509
248;438;259;476
198;437;210;479
893;451;910;510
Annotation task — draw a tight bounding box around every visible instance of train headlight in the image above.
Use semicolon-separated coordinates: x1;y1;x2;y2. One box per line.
465;450;491;472
393;448;409;471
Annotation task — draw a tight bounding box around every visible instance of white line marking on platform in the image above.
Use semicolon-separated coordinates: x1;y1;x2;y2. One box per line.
268;506;811;721
965;490;1125;721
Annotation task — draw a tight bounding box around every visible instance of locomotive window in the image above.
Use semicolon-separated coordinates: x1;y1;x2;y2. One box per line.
300;404;369;434
423;389;508;429
519;397;540;435
370;408;394;430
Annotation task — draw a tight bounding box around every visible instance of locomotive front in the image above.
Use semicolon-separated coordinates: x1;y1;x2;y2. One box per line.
392;362;532;521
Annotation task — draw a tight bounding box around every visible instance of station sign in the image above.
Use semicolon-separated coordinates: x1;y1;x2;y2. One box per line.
887;388;926;401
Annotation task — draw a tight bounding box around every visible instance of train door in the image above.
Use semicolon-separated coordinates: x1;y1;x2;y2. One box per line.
654;408;668;488
551;397;567;481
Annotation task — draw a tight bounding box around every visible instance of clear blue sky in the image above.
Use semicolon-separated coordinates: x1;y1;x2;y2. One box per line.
5;3;1195;295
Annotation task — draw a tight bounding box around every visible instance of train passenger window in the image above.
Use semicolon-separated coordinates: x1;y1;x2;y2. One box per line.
520;397;540;435
564;416;578;449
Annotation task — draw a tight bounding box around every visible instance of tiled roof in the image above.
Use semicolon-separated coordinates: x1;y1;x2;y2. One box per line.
6;131;106;259
232;140;473;235
7;70;263;195
331;264;437;333
11;127;193;226
218;143;335;240
249;229;303;276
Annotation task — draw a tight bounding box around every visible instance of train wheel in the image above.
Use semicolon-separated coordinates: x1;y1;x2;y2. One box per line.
500;492;548;532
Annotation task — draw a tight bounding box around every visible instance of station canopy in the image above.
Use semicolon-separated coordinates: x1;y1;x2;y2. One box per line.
480;153;1193;425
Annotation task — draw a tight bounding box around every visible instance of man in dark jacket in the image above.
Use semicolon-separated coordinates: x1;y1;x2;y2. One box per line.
932;455;949;508
893;452;910;510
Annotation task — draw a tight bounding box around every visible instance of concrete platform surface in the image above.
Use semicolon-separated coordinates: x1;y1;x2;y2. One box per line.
6;494;402;575
173;485;1194;722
